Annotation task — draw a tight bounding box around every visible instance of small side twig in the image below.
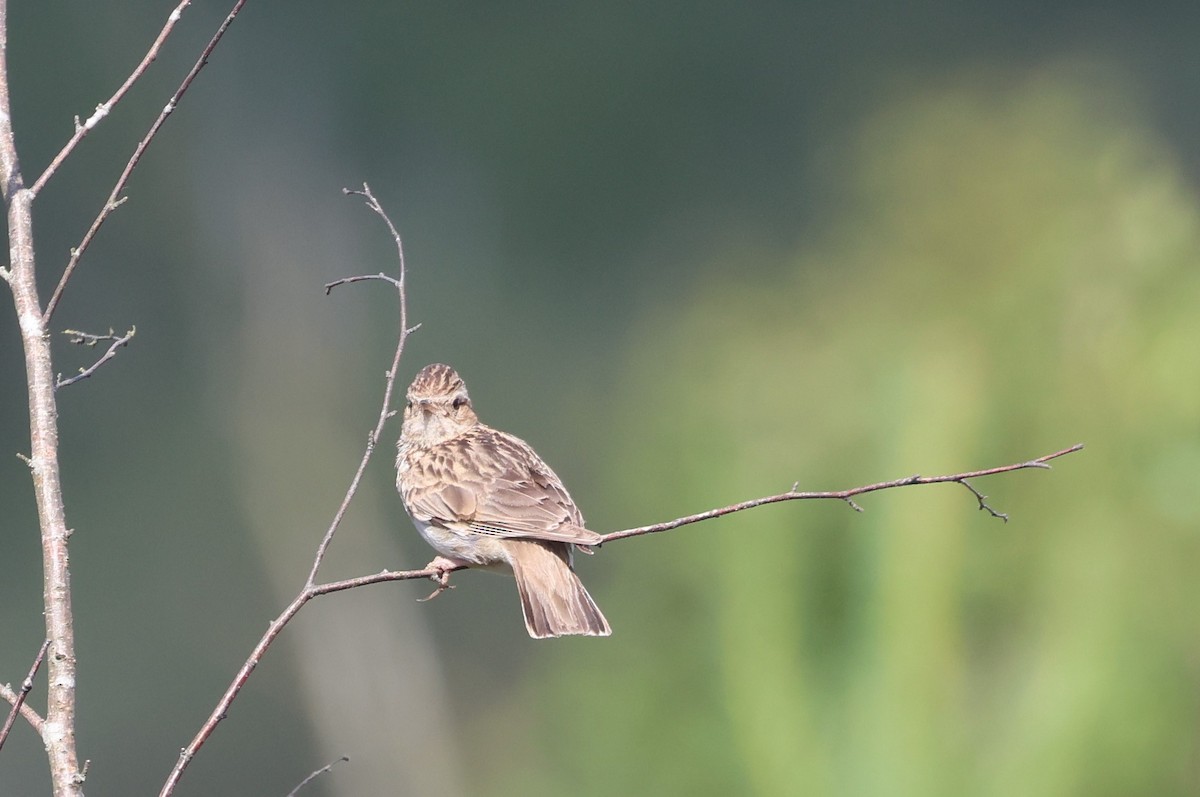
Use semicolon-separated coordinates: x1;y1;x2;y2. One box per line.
0;639;51;752
158;183;415;797
30;0;194;196
284;755;350;797
56;327;136;390
43;0;250;324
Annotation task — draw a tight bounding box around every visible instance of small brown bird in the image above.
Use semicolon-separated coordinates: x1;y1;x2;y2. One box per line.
395;363;611;638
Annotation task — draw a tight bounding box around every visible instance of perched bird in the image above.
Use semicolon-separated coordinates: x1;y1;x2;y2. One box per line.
395;363;611;638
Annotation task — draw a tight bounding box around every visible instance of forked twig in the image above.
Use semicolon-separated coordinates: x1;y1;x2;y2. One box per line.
0;639;50;752
56;327;136;390
307;185;414;587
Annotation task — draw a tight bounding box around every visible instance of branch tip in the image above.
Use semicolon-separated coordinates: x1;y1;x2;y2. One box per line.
285;756;351;797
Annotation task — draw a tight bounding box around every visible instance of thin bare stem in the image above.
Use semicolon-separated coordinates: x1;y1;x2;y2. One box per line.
307;184;412;587
43;0;249;324
600;443;1085;543
158;184;414;797
56;327;136;390
0;639;50;753
30;1;193;196
311;567;455;596
284;756;350;797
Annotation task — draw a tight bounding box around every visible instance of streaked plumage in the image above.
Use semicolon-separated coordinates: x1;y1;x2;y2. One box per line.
396;363;611;638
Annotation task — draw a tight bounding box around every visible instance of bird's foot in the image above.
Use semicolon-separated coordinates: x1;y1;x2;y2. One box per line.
418;556;461;602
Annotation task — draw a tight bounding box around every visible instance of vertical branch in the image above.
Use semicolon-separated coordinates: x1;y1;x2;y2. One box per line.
0;2;84;793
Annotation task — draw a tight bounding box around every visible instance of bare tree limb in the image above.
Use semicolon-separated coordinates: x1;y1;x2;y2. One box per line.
158;183;415;797
55;327;136;390
600;443;1085;543
0;639;51;753
0;0;84;790
284;755;350;797
42;0;250;324
307;185;415;587
30;0;194;197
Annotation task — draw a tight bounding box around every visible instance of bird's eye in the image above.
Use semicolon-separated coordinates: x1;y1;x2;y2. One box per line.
452;396;468;410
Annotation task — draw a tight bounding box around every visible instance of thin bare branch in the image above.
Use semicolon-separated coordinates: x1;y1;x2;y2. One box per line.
307;184;412;587
0;639;50;752
55;327;136;390
30;1;193;196
43;0;250;324
600;443;1084;543
159;184;414;797
311;567;458;597
284;756;350;797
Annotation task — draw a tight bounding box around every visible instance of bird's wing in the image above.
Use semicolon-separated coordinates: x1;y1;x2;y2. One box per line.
404;428;602;546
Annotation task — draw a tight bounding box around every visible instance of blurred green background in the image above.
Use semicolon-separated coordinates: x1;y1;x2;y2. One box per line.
3;2;1198;795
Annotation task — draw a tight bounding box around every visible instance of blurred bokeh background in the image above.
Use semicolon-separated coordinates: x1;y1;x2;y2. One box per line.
2;1;1199;795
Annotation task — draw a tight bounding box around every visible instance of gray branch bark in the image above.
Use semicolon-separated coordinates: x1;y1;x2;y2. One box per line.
0;2;84;793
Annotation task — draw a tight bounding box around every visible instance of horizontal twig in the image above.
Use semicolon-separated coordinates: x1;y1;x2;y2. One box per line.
324;272;400;294
601;443;1084;543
